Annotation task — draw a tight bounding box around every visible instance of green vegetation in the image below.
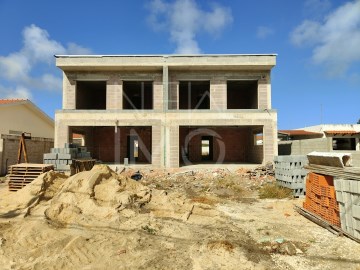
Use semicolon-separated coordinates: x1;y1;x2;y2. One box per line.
258;183;292;199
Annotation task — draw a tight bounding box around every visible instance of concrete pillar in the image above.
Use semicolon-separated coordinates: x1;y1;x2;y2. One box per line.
153;75;164;111
210;78;226;111
168;125;179;168
54;120;69;148
63;73;76;109
151;124;162;167
263;121;277;163
168;75;178;110
258;73;271;109
107;76;122;109
163;65;168;112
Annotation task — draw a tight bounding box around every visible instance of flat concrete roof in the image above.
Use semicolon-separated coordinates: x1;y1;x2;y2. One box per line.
55;54;277;71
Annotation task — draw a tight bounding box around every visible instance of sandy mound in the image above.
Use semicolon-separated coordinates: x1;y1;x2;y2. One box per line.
1;170;68;212
44;165;151;226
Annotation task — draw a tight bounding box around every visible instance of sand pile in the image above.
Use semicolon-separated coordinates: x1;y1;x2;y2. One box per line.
1;170;68;212
43;165;151;226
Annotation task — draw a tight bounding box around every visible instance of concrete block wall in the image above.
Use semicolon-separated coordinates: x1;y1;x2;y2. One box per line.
0;134;54;175
334;178;360;238
274;155;308;196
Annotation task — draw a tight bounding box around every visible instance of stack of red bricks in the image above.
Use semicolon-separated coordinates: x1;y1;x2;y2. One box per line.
303;172;340;227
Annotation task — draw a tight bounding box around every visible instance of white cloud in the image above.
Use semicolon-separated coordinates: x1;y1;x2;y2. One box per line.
256;26;274;39
22;24;67;64
291;0;360;76
304;0;332;18
67;42;92;55
0;24;92;98
0;53;31;80
0;85;32;100
147;0;232;54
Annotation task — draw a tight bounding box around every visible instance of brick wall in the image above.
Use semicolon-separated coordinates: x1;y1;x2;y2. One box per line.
178;126;260;164
0;134;54;175
88;126;152;164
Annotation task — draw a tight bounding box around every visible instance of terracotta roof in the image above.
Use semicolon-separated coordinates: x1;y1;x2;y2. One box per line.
278;130;322;136
0;99;27;105
324;130;359;135
72;133;83;139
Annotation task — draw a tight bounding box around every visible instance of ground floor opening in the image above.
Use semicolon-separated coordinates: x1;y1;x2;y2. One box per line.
69;126;152;164
179;126;264;166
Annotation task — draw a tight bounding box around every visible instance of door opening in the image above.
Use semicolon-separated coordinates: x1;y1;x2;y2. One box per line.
127;135;139;163
201;136;213;161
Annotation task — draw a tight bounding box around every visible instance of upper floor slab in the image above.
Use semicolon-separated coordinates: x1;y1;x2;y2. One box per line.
55;54;276;72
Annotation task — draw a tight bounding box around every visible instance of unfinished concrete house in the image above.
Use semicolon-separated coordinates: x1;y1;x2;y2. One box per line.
54;54;277;168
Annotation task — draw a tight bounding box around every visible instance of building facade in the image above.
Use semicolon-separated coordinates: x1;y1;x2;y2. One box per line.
0;99;54;175
55;54;277;168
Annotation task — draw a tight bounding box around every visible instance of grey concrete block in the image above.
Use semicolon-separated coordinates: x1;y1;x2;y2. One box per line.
352;194;360;206
352;205;360;219
44;153;57;159
346;214;354;228
339;202;346;213
58;153;72;159
354;229;360;239
346;226;355;237
353;217;360;231
341;216;347;231
345;192;352;205
336;191;344;203
343;180;351;193
334;178;342;191
56;164;71;171
350;180;359;194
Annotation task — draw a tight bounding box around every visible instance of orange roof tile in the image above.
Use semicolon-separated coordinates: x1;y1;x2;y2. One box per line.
0;99;27;105
72;133;84;139
324;130;359;135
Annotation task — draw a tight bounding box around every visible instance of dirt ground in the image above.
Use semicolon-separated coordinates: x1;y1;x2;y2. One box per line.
0;165;360;270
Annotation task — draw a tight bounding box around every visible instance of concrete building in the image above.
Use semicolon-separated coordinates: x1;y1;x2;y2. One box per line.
55;54;277;168
0;99;54;175
278;124;360;166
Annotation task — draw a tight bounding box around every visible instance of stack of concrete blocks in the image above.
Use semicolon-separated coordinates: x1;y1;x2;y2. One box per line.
43;143;91;172
334;178;360;239
274;155;308;197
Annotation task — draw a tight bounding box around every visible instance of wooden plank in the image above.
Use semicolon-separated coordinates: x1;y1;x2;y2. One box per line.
294;205;360;243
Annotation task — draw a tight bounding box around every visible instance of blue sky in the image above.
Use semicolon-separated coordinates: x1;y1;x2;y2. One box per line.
0;0;359;129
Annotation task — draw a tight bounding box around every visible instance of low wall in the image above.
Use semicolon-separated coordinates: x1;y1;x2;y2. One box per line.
0;134;54;175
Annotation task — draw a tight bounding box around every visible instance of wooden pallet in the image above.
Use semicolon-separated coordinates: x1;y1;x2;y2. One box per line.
7;163;54;192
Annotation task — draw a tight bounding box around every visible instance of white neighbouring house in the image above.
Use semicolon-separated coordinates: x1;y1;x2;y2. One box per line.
0;99;54;175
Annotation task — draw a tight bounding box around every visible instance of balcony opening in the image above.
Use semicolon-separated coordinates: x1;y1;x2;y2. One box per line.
76;81;106;110
179;81;210;109
123;81;153;109
332;138;356;150
227;80;258;109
